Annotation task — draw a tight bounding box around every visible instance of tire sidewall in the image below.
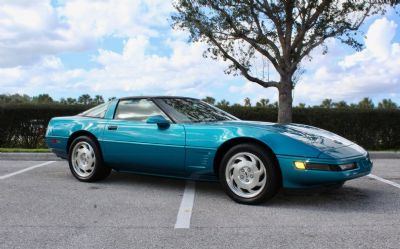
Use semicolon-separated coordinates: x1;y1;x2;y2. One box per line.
219;143;280;204
68;136;103;182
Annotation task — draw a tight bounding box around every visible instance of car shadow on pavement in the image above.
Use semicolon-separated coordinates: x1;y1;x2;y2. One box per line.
194;180;389;212
90;171;186;192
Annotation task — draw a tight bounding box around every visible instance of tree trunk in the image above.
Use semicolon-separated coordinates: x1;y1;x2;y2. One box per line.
277;77;293;123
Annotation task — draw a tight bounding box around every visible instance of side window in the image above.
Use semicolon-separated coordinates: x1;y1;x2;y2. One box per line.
79;102;110;118
114;99;170;122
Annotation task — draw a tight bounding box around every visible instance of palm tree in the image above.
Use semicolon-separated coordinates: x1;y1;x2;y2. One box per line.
32;94;54;104
333;101;349;109
78;94;92;105
358;97;374;109
244;97;251;107
66;98;77;104
202;96;216;105
378;99;398;110
297;103;306;108
320;99;333;108
216;99;230;108
256;98;270;107
93;95;105;105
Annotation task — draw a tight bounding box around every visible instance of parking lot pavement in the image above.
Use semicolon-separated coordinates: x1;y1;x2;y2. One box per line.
0;158;399;249
369;159;400;184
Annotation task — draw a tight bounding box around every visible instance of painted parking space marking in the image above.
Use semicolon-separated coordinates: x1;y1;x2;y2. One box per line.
0;161;56;180
368;174;400;189
174;181;195;229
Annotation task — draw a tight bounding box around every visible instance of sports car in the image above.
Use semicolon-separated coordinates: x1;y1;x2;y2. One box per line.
46;96;372;204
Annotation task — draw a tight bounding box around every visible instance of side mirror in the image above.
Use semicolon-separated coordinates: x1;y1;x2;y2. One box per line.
146;115;170;128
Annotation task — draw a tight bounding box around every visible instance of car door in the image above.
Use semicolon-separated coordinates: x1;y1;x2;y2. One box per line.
101;98;186;174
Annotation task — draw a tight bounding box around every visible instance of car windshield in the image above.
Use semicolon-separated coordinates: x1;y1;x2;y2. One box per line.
156;98;239;123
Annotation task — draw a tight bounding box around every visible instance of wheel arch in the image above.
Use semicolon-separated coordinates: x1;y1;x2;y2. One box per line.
67;130;102;158
213;137;282;186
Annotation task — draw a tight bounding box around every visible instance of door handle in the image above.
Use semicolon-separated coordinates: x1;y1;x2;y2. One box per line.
108;125;118;131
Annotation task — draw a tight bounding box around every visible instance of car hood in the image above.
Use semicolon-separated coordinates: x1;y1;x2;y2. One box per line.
219;120;366;157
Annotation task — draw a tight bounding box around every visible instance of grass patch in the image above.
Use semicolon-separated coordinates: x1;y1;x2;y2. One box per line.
0;148;50;153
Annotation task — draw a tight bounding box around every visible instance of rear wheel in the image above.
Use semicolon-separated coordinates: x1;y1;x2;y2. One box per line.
219;143;280;204
68;136;111;182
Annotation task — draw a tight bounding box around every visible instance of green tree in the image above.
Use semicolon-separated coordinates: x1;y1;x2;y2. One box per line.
202;96;216;105
0;94;31;104
66;98;77;104
297;103;306;108
78;94;92;105
378;99;398;110
60;98;68;104
32;94;53;104
92;95;105;105
216;99;230;108
244;97;251;107
320;98;333;109
256;98;270;107
358;97;374;109
172;1;395;123
333;100;349;109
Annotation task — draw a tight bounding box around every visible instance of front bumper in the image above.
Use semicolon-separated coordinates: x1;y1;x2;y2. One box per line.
277;154;373;189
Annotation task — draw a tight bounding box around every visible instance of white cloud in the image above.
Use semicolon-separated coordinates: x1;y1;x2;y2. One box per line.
0;1;87;67
0;0;172;67
295;17;400;104
0;30;237;99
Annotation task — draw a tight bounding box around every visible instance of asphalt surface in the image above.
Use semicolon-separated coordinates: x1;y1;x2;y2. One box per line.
0;158;399;249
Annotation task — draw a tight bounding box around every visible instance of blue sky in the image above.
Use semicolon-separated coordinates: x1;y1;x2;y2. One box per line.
0;1;399;106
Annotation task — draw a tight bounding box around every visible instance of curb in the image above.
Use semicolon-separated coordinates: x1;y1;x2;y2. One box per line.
0;151;399;161
369;151;400;159
0;153;62;161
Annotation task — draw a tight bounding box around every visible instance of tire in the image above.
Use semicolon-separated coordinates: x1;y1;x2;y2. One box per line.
219;143;280;205
68;136;111;182
325;181;345;191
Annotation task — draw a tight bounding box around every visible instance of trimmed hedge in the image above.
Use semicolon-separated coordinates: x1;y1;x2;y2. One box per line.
0;104;88;148
0;104;399;150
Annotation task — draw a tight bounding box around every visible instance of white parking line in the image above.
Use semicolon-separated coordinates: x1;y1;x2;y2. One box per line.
175;181;195;229
368;174;400;189
0;161;56;180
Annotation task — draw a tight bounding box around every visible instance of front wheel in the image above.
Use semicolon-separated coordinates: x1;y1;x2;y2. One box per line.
68;136;111;182
219;143;280;205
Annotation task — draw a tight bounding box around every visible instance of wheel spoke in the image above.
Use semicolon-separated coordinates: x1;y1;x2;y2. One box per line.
71;141;96;178
225;152;268;199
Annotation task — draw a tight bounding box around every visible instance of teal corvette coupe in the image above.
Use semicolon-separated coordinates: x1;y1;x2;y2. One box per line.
46;96;372;204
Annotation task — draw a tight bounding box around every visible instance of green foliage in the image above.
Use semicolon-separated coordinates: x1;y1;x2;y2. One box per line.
216;99;230;108
320;99;333;109
358;97;374;109
32;94;53;104
202;96;216;105
0;104;88;148
333;101;349;109
78;94;92;105
378;99;398;110
244;97;251;107
256;98;269;107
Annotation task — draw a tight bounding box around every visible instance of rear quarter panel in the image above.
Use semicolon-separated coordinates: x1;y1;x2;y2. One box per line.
46;117;107;158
